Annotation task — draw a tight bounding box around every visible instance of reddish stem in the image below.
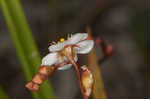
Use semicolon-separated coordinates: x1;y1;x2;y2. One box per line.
69;59;88;99
61;45;89;99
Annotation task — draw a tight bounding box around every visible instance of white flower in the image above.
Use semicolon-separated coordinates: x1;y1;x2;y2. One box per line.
41;33;94;70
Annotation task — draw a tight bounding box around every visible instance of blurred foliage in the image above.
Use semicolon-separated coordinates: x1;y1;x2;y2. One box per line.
132;10;150;98
0;0;55;99
87;29;107;99
0;86;9;99
132;10;150;49
88;49;107;99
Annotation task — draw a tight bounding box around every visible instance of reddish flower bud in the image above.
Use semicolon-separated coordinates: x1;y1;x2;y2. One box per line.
105;44;113;56
81;65;94;97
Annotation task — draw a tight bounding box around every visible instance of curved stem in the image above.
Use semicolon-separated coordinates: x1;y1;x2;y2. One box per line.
61;46;88;99
69;59;88;99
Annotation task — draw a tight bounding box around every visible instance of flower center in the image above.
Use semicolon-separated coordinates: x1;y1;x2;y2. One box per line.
57;38;65;44
57;34;72;44
60;45;75;61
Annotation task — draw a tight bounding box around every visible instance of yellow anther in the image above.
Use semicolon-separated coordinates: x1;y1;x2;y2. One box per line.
60;38;65;42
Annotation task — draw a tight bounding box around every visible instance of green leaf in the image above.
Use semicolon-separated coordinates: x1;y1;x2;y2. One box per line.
0;0;55;99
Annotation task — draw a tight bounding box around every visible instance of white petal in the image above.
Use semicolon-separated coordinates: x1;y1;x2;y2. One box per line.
41;52;58;66
48;41;67;52
74;54;78;62
58;64;72;70
68;33;88;44
75;40;94;54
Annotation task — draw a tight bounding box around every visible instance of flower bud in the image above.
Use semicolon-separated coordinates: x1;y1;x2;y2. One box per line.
105;44;113;56
81;65;94;97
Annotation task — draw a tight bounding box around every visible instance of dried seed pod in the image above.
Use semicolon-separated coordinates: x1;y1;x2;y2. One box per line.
32;74;43;84
38;66;56;77
26;65;56;91
81;65;94;97
25;81;40;92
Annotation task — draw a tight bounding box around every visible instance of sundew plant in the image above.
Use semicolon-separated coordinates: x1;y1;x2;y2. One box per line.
0;0;113;99
26;33;95;99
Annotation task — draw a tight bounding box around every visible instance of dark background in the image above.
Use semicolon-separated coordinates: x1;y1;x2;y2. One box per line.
0;0;150;99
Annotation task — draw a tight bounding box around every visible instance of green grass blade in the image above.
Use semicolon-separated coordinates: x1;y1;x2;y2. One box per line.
0;1;41;99
0;0;55;99
5;0;41;72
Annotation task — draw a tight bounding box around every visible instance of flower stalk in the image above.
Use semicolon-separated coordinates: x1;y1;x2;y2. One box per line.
86;26;113;99
70;60;86;98
60;45;88;98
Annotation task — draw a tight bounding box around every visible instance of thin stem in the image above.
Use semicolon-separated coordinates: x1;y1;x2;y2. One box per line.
56;59;89;99
61;46;88;99
69;59;88;99
86;26;107;99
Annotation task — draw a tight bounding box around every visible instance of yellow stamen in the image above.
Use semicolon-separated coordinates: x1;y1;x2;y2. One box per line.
60;38;65;42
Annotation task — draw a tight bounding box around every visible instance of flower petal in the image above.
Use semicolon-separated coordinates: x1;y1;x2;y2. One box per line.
41;52;58;66
48;41;67;52
75;40;94;54
74;54;78;62
68;33;88;44
58;64;72;70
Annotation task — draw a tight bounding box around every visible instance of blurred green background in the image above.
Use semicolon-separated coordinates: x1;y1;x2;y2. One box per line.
0;0;150;99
